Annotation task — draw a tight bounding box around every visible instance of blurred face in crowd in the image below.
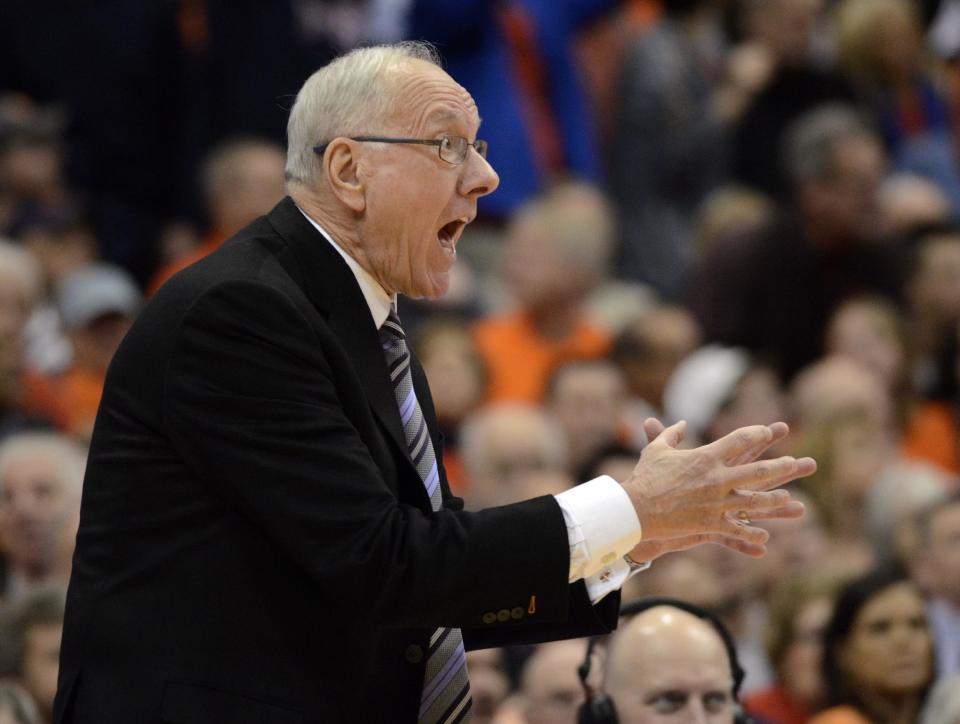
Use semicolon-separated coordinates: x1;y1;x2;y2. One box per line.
919;501;960;605
502;216;582;313
616;308;701;411
70;312;134;376
465;648;510;724
348;60;498;299
417;326;485;427
0;453;76;578
0;140;63;197
839;582;932;698
909;234;960;325
748;0;822;67
761;491;828;583
802;135;886;245
708;366;785;445
521;640;587;724
208;145;287;235
22;620;61;719
826;299;905;394
20;225;97;287
606;607;734;724
549;363;625;469
780;595;832;705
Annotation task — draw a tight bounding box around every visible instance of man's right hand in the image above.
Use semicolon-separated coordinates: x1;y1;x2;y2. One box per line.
621;419;815;555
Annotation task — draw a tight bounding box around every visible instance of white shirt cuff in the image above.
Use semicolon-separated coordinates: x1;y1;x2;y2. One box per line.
556;475;642;583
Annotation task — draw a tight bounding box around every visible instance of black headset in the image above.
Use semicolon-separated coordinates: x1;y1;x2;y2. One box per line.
576;597;753;724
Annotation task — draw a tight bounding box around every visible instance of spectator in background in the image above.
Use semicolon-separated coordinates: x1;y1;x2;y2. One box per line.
411;319;487;493
547;360;627;476
731;0;858;196
813;568;934;724
0;588;66;724
148;138;286;295
610;305;701;449
458;403;569;509
905;224;960;389
789;356;894;566
0;97;66;238
517;639;588;724
595;603;741;724
663;345;786;449
911;493;960;681
463;648;511;724
0;241;56;438
41;264;141;441
0;682;39;724
0;434;84;603
687;105;902;381
607;0;734;298
472;182;613;404
408;0;618;219
836;0;960;216
744;568;850;724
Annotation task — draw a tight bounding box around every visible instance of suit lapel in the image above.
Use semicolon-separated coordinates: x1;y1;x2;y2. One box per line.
264;198;413;471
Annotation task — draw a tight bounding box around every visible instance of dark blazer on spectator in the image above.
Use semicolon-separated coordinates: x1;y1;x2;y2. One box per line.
53;197;619;724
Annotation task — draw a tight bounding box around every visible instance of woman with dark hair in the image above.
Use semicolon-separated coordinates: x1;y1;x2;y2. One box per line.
810;567;935;724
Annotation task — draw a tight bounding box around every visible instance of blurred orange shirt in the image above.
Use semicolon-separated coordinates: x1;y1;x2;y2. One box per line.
148;231;227;297
472;311;610;404
21;366;104;439
901;401;959;475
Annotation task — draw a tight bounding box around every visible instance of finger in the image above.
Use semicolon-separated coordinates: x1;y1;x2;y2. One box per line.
721;487;794;514
719;512;772;546
643;417;666;446
719;456;817;492
712;536;768;558
730;499;806;521
704;425;773;464
728;422;790;466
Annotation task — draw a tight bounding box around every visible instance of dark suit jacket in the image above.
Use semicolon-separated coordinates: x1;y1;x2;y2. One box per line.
54;197;620;724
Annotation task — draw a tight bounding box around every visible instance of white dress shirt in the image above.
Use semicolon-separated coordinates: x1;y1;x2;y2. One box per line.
299;209;645;602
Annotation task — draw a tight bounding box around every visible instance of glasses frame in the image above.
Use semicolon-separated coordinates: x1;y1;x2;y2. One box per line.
312;135;488;165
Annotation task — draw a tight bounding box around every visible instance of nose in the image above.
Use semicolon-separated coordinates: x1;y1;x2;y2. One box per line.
688;700;711;724
459;149;499;199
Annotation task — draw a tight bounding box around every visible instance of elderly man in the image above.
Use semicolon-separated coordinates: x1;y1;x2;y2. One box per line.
55;43;812;723
592;603;743;724
0;433;84;602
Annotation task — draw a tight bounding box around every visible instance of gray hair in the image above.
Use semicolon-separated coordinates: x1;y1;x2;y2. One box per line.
285;41;442;188
783;104;876;184
0;433;87;501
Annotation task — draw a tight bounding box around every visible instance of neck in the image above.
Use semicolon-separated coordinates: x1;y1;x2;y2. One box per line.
289;185;378;283
858;690;923;724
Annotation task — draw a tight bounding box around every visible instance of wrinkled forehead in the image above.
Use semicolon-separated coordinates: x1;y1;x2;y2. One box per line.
385;60;481;134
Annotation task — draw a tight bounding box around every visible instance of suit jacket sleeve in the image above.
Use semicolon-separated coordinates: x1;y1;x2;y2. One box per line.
163;278;578;631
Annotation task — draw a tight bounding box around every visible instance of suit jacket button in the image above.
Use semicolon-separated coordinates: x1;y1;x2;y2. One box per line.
497;609;510;622
482;612;497;624
511;606;524;620
405;645;423;663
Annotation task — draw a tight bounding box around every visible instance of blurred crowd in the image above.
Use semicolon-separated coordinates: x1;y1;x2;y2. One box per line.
2;0;960;722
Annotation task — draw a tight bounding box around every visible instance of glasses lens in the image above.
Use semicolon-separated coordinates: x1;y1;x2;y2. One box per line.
474;139;488;159
438;136;466;164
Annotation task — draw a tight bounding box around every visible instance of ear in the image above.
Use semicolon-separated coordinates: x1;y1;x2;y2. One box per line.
324;138;366;213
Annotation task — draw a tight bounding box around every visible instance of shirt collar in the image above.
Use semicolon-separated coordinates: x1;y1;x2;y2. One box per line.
297;206;395;329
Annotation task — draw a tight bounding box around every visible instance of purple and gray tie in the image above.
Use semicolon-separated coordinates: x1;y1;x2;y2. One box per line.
380;308;472;724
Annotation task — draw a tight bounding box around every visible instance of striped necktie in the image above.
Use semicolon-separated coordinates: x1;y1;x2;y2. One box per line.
379;309;473;724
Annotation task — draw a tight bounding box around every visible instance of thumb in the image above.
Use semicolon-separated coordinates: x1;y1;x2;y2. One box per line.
653;420;687;449
642;417;666;446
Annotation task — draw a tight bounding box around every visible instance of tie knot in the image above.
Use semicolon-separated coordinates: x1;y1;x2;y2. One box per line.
379;309;406;343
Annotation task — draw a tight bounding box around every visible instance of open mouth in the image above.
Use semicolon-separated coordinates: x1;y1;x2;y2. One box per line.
437;219;467;253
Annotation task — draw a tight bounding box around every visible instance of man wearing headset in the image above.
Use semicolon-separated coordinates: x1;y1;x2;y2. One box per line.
578;598;749;724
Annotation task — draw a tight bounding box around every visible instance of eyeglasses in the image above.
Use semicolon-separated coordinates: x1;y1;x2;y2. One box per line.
313;134;488;165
